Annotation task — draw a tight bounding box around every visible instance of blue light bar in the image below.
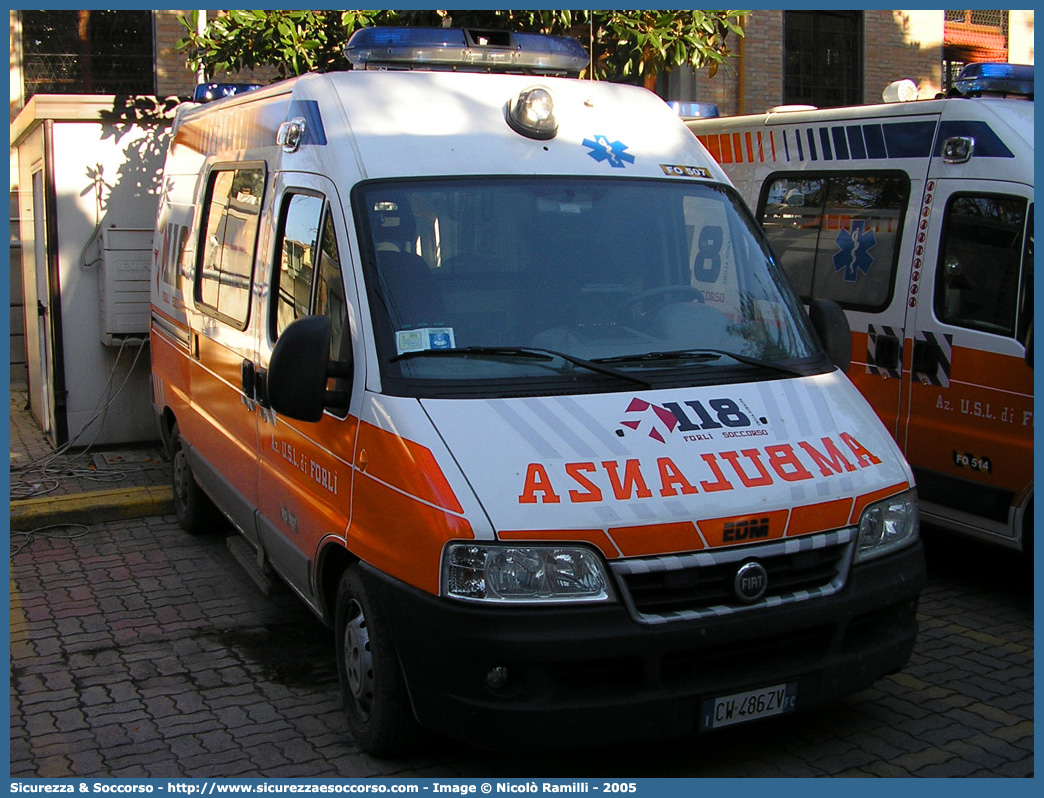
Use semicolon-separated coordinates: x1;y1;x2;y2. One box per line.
193;83;262;103
345;27;589;77
668;101;720;120
953;62;1033;98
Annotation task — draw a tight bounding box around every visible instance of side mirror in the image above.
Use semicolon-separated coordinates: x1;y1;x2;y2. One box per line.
807;299;852;372
268;315;352;422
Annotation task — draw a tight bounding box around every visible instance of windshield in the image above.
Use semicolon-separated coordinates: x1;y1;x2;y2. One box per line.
356;177;822;397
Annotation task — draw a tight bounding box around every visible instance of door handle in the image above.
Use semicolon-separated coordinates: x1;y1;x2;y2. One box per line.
240;359;262;412
912;339;938;376
241;360;270;409
875;334;901;372
241;359;256;399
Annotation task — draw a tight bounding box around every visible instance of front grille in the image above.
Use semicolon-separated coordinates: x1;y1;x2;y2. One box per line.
611;528;855;625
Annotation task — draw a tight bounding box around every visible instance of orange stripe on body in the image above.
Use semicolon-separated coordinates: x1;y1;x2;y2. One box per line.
700;134;722;163
608;521;703;557
349;472;473;595
950;346;1034;395
149;325;193;417
787;498;854;537
355;420;463;514
720;133;734;164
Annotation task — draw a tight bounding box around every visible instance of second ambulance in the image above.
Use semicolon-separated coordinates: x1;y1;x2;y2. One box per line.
687;63;1034;555
150;28;925;754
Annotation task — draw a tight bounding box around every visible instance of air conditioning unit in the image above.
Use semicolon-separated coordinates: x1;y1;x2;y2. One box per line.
99;227;152;345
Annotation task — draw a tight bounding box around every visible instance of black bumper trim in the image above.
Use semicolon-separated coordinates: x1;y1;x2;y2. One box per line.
360;540;925;748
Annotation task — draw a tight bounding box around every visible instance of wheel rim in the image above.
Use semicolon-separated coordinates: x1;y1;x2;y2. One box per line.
343;598;374;720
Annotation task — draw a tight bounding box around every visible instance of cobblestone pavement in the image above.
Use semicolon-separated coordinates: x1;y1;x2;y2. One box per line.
9;518;1033;778
8;392;1035;778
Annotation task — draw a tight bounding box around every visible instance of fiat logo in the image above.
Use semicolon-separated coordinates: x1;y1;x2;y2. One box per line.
734;561;768;603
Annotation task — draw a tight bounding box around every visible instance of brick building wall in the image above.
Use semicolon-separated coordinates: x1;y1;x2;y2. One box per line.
864;10;944;101
154;10;280;98
667;9;950;115
738;11;784;115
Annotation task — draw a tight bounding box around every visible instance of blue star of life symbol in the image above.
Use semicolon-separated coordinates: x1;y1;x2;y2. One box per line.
832;220;877;282
582;135;635;168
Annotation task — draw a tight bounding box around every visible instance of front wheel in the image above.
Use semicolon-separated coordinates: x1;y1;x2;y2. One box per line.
335;565;421;756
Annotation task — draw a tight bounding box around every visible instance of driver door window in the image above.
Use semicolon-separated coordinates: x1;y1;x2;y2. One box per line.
272;192;351;416
934;194;1030;339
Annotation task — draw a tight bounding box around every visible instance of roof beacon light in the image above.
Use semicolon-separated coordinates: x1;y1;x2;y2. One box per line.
345;27;588;77
192;82;262;103
668;101;720;120
507;86;558;140
882;79;919;103
952;62;1033;99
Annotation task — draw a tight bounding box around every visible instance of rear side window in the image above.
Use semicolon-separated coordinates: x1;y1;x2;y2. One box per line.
935;194;1030;339
757;172;909;311
195;166;265;329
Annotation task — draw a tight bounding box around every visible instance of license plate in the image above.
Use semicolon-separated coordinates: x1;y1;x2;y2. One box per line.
699;682;797;730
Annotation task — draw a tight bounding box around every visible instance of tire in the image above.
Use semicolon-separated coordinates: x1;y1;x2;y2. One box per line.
335;565;421;756
170;422;221;535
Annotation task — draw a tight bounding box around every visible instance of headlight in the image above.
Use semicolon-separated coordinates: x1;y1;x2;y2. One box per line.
855;488;919;562
443;543;614;603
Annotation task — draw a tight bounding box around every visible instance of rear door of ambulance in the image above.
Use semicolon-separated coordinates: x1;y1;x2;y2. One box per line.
187;162;267;541
898;121;1033;543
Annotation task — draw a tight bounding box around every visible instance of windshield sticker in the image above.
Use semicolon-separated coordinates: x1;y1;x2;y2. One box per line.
583;135;635;168
660;164;712;179
395;327;455;355
832;220;877;282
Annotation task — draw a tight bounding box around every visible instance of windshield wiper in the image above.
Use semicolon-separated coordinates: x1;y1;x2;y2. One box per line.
392;346;652;388
594;348;807;377
392;346;551;363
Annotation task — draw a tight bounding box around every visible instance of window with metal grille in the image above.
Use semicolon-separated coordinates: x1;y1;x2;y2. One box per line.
942;9;1009;88
784;11;863;109
21;10;155;101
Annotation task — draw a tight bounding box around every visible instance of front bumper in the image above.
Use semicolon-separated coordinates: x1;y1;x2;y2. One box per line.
362;539;925;748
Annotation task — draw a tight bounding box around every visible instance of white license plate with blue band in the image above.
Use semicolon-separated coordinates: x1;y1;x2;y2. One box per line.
700;682;798;730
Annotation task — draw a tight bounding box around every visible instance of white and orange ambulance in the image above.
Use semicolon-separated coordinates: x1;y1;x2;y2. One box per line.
687;63;1034;556
150;27;925;754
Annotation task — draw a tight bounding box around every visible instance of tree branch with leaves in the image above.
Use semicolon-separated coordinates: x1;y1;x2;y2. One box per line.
177;10;748;86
